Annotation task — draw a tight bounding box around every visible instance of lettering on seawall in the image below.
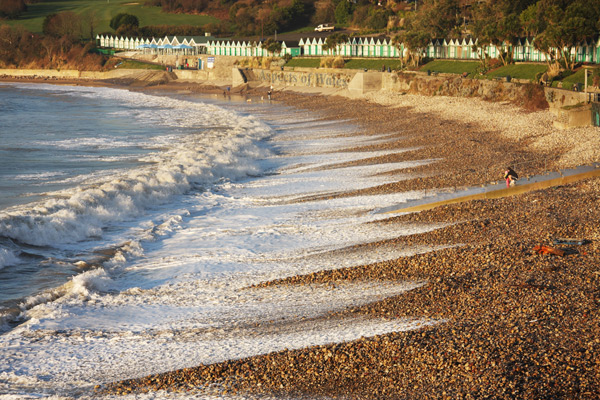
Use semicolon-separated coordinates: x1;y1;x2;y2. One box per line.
257;70;349;88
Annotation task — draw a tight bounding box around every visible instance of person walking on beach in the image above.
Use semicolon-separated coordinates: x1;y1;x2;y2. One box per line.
504;167;518;188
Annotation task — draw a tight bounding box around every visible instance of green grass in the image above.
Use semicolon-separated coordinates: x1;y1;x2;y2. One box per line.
419;60;480;75
1;0;220;37
559;69;585;90
284;58;405;70
485;63;548;80
116;59;165;70
284;58;320;68
343;59;404;70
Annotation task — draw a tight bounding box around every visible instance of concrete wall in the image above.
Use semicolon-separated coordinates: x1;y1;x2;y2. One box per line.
544;87;590;113
552;104;592;129
125;53;243;82
348;72;382;96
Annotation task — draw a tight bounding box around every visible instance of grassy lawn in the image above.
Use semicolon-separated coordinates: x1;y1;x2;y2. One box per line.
558;69;586;90
344;59;404;70
115;59;165;70
419;60;480;75
284;58;321;68
485;63;548;80
284;58;405;70
1;0;220;37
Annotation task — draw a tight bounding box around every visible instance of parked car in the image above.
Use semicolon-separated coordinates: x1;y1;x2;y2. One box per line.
314;24;335;32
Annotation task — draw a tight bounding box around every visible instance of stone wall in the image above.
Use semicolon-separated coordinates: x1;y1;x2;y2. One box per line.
248;68;355;89
382;72;527;102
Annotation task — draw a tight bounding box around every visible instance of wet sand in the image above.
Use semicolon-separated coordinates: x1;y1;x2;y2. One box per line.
4;75;599;398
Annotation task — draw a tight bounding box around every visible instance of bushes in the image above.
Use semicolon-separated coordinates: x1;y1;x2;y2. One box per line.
236;57;277;69
42;12;82;39
319;56;345;68
0;25;106;70
520;83;549;111
109;13;139;31
0;0;26;19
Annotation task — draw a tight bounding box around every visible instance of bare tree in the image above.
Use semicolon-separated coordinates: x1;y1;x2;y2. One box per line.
82;10;100;41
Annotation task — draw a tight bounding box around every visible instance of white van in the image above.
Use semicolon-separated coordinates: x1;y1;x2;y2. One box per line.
314;24;335;32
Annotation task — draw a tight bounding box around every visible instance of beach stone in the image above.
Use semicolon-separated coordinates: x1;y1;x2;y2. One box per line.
96;83;600;400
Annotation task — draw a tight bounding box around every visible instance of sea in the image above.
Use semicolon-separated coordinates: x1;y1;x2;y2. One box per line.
0;83;441;399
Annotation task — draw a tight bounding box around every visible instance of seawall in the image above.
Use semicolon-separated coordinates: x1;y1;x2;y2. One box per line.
2;55;593;127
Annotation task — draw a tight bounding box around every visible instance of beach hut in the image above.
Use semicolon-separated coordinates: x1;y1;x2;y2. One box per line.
447;38;455;59
304;38;317;56
355;38;364;57
339;39;349;57
428;39;442;59
313;37;320;56
467;38;476;59
281;41;300;57
380;38;389;58
426;40;434;58
298;38;306;55
513;37;526;61
209;40;220;55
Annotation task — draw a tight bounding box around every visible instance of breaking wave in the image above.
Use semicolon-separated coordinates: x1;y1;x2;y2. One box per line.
0;86;274;247
0;248;19;270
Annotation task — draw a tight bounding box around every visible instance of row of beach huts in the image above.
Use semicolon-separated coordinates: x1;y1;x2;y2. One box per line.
96;33;600;64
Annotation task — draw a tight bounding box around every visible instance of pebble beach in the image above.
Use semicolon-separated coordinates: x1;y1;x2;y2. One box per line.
4;74;597;399
93;81;600;399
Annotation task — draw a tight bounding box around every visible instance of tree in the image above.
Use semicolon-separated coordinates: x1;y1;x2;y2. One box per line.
0;25;20;66
335;0;353;25
0;0;27;19
82;10;100;41
418;0;461;39
261;38;282;56
520;3;542;37
255;7;270;37
471;1;522;66
532;0;600;70
312;0;335;25
394;29;429;67
323;32;349;55
366;7;391;30
286;0;313;31
393;0;460;68
109;13;139;32
42;12;82;39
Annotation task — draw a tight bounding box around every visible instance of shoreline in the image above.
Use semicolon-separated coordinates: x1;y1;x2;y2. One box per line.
2;76;599;398
110;80;600;398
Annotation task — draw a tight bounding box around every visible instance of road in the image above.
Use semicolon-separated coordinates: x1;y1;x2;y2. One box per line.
238;28;357;43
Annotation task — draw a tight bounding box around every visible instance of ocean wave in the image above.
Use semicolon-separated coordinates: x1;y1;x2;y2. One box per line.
0;87;274;247
12;171;68;182
0;247;19;270
20;268;114;315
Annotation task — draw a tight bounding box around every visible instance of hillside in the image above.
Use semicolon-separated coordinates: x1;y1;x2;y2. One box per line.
1;0;220;36
1;0;419;39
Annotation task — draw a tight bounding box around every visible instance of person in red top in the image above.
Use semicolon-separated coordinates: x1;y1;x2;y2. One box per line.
504;167;518;188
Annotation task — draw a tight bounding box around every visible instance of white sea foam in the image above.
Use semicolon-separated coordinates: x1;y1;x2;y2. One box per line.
0;88;274;247
0;248;19;270
0;87;446;399
11;171;68;182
